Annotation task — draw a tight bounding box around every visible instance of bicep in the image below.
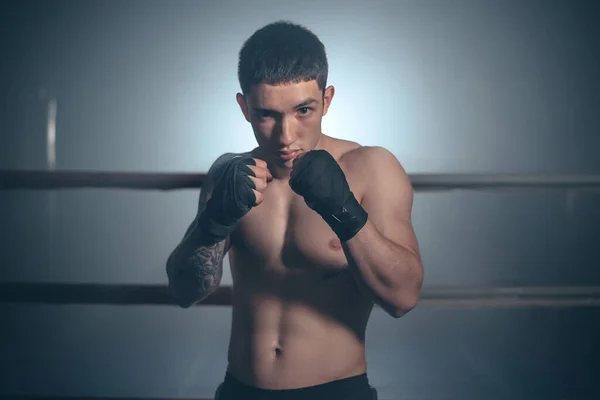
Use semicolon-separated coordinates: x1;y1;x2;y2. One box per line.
360;147;420;258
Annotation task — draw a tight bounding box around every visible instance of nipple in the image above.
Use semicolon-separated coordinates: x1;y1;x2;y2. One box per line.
329;237;342;251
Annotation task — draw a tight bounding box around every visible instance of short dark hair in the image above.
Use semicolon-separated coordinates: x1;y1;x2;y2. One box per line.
237;21;328;95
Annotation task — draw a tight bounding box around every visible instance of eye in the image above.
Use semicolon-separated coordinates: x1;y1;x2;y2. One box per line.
298;107;312;115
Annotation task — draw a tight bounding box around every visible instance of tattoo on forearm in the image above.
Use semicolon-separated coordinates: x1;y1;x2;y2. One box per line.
189;240;226;293
167;230;227;305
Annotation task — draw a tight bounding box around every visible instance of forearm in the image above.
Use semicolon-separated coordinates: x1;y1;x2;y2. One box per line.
343;220;423;317
166;225;226;308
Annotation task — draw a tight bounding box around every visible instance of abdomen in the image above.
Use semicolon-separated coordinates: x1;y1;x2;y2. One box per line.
226;264;372;389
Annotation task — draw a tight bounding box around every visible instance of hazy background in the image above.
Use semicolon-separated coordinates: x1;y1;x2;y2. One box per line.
1;0;599;399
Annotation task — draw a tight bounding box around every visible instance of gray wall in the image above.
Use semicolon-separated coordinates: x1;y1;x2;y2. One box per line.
1;1;599;399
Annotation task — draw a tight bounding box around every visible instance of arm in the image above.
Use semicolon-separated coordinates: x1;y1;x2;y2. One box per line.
343;147;424;318
166;154;234;308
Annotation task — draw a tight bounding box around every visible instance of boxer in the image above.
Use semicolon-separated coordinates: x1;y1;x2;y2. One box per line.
167;21;423;400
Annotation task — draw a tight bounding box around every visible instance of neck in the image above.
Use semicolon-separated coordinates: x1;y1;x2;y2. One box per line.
268;159;293;180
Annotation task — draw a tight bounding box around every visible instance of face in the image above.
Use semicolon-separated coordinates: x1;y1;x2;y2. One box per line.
237;80;335;168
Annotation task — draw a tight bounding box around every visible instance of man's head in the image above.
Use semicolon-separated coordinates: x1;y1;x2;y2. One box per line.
236;21;335;169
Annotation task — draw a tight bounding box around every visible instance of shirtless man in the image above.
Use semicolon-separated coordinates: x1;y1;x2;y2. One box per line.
166;21;424;400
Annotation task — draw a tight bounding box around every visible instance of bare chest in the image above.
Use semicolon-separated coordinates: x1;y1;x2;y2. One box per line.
230;175;363;275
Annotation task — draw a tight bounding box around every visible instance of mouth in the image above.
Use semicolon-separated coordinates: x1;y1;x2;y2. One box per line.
276;150;301;161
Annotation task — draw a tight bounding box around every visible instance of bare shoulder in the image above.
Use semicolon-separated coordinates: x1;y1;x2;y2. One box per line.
343;145;412;194
325;136;361;160
357;146;404;168
330;136;397;166
322;136;406;175
344;145;407;174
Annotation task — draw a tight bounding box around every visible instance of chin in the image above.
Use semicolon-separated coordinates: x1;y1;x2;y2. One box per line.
276;159;294;169
285;160;296;168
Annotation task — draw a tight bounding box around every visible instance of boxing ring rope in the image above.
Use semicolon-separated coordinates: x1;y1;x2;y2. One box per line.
1;283;600;308
1;170;600;308
3;170;600;191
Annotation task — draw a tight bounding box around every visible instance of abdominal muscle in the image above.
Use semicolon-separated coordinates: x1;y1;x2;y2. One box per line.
225;260;373;389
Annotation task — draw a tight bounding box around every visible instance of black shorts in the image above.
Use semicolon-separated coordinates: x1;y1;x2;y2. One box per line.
214;372;377;400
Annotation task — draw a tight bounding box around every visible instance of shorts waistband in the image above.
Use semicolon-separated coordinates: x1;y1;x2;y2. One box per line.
218;371;373;400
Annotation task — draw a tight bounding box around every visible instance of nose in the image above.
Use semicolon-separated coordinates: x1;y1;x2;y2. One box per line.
277;116;296;147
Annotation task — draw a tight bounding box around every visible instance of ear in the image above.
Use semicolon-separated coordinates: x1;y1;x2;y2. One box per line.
322;85;335;116
236;93;250;122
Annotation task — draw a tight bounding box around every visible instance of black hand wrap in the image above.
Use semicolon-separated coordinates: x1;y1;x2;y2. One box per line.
290;150;368;242
197;156;257;243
